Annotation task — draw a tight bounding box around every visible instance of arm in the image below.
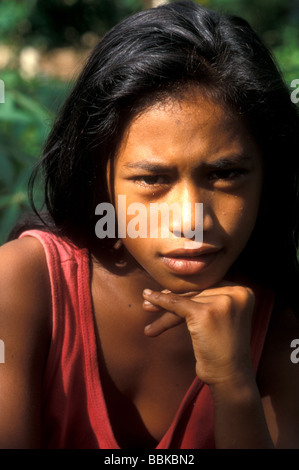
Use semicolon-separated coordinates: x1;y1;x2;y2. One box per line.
142;284;274;448
0;237;51;448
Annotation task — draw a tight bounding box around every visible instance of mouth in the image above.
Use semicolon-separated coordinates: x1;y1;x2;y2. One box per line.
160;246;222;275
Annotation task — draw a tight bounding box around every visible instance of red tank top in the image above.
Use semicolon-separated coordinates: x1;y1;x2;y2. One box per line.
20;230;275;449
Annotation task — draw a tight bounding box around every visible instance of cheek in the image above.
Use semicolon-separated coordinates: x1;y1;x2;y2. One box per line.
219;192;261;241
122;236;159;276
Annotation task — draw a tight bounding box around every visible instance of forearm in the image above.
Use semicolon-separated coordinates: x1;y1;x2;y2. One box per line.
210;378;274;449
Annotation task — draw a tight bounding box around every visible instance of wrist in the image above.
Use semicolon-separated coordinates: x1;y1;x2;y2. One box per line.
209;373;259;405
209;375;274;449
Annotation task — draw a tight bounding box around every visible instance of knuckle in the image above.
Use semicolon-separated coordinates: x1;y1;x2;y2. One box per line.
219;294;233;310
169;294;183;305
151;291;162;301
246;287;255;302
236;286;255;306
169;295;179;304
226;285;255;304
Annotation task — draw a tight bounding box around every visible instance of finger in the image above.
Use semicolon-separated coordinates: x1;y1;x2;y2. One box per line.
190;282;254;302
192;281;236;298
142;288;171;312
142;300;163;312
143;289;197;319
144;312;184;337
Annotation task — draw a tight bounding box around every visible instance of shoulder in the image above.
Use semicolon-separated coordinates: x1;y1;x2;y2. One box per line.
0;236;51;447
0;236;52;355
257;300;299;448
0;235;51;320
0;234;52;369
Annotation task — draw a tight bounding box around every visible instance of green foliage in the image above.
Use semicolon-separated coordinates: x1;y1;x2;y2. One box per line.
274;24;299;83
0;0;36;44
0;0;145;243
0;0;144;49
0;71;68;244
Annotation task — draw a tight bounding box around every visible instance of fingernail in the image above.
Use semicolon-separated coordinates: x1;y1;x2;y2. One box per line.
143;300;153;306
143;289;152;296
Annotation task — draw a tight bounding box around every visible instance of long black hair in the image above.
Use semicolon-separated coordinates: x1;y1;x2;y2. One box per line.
19;0;299;310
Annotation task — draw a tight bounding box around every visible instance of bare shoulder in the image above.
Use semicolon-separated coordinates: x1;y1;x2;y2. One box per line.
0;236;51;329
257;300;299;448
0;236;51;448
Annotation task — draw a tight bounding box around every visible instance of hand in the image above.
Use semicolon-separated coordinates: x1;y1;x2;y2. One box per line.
142;282;255;387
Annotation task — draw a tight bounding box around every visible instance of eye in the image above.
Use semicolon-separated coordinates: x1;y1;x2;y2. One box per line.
134;174;171;186
208;168;248;182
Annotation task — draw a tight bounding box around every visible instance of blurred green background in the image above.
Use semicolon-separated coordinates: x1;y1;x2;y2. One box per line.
0;0;298;244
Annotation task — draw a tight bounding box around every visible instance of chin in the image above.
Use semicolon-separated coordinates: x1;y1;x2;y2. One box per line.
154;273;223;294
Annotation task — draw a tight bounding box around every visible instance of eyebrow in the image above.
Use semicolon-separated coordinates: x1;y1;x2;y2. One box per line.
124;162;174;172
124;154;253;172
204;154;253;169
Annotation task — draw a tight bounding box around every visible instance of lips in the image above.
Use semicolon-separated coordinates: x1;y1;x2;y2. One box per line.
160;246;221;275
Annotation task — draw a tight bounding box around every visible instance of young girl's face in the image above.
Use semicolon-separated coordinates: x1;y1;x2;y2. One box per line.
111;90;263;292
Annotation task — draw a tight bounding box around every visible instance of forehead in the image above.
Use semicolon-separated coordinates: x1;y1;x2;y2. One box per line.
115;92;261;168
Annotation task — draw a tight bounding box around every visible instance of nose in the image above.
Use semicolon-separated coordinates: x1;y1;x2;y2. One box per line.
169;184;214;241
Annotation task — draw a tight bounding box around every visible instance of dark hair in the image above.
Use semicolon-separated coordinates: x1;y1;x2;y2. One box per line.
26;0;299;310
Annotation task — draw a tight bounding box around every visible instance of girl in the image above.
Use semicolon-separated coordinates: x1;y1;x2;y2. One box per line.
1;0;299;449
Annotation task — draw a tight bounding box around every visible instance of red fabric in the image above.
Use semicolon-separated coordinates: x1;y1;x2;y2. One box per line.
20;230;275;449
